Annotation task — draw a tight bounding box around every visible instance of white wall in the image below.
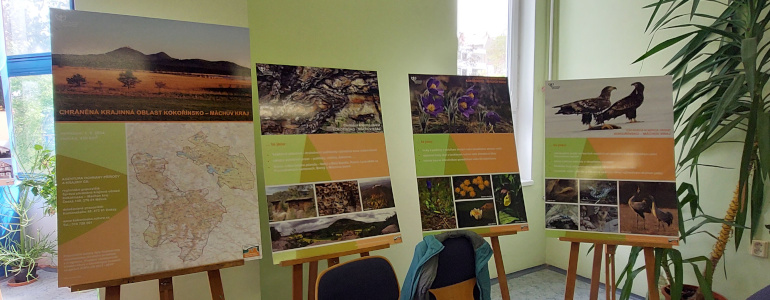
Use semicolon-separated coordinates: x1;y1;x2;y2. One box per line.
550;1;770;299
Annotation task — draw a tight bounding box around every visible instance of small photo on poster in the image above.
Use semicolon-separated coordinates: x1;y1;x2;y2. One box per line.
492;174;527;224
315;181;362;216
545;178;578;203
618;181;677;236
409;75;513;134
266;184;317;222
546;203;579;230
579;180;617;205
269;209;399;252
359;177;395;211
580;205;618;233
452;175;493;200
456;199;497;228
256;64;382;135
417;177;457;231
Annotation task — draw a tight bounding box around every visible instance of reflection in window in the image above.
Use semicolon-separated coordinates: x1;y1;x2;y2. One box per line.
1;0;70;55
10;75;54;170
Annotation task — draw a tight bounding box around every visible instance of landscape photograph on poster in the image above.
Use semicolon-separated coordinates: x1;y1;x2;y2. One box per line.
580;205;619;233
256;64;383;135
545;178;578;203
579;180;618;205
409;75;513;134
359;177;395;211
266;184;317;222
51;10;252;122
618;181;678;236
315;180;363;216
417;177;457;231
545;204;579;230
492;173;527;224
269;209;399;252
455;199;497;228
545;76;673;138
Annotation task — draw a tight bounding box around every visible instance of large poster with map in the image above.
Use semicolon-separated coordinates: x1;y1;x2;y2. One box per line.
409;74;528;235
51;9;260;287
544;76;678;244
257;63;401;264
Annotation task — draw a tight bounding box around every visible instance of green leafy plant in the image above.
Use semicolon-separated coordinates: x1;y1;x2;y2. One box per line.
20;145;56;215
0;182;57;282
619;1;769;299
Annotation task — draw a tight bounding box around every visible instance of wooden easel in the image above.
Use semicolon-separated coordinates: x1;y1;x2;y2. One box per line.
559;237;676;300
478;224;529;300
280;243;392;300
69;260;244;300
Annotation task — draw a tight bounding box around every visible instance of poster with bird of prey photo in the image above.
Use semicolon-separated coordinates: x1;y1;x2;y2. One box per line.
544;76;678;243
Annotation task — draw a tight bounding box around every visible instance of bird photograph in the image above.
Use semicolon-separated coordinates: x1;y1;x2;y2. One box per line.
592;82;645;129
618;181;678;236
579;180;617;205
544;76;674;139
552;85;616;128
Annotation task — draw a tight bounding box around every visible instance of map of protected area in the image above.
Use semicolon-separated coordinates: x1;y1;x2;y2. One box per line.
127;123;260;275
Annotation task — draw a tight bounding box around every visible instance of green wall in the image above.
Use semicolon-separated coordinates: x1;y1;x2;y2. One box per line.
549;0;770;299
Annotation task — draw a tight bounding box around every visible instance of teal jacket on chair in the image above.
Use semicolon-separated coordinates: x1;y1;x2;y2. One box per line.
400;230;493;300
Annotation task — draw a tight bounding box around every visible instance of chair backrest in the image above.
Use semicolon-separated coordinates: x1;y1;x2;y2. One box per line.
429;236;480;300
316;255;400;300
748;285;770;300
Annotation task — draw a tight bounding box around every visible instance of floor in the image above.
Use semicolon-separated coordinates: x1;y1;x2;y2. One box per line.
490;265;644;300
0;268;98;300
0;265;642;300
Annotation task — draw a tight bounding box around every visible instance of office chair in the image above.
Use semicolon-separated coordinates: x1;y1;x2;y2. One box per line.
428;236;482;300
316;255;400;300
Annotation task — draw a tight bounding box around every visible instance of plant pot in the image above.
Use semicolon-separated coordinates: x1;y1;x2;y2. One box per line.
662;284;727;300
12;266;38;283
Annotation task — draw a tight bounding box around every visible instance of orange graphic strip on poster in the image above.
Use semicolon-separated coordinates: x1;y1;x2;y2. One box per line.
58;208;130;287
451;133;518;173
589;138;675;181
307;133;390;180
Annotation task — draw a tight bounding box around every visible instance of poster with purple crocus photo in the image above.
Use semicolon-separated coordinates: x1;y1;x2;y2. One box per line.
408;74;528;234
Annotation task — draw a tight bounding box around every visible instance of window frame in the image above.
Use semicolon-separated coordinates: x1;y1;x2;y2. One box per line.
508;0;535;185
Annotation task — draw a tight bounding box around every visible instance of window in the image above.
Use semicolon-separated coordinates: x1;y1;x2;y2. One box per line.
2;0;70;170
457;0;535;185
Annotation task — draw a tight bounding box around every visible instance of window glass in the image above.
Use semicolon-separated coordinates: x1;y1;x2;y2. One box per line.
10;75;54;170
2;0;70;55
457;0;508;76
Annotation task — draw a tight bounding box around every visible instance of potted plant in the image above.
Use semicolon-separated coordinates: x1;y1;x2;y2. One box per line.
618;1;769;299
0;145;57;284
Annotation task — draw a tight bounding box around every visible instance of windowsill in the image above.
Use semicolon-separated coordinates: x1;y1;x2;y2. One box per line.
521;179;534;187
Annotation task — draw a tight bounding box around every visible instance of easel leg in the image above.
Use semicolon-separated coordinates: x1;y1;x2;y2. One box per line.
308;261;318;300
606;245;617;300
105;285;120;300
292;264;303;300
327;258;339;267
490;236;510;300
589;243;603;300
564;242;580;300
208;269;225;300
643;247;659;300
158;277;174;300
